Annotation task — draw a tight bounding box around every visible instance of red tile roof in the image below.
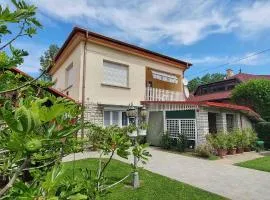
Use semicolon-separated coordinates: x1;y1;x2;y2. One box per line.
232;73;270;82
9;67;75;101
188;91;231;102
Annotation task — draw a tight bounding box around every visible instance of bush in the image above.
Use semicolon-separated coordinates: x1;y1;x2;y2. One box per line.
195;143;214;158
207;132;227;150
227;132;237;149
256;122;270;149
161;133;188;152
161;133;172;149
176;134;188;152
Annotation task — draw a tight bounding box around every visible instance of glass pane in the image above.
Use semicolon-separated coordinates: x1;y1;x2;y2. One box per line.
122;112;128;126
112;111;119;126
104;111;110;126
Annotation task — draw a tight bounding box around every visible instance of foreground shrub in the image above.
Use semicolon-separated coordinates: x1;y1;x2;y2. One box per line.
255;122;270;149
207;132;227;150
161;133;188;152
195;143;214;158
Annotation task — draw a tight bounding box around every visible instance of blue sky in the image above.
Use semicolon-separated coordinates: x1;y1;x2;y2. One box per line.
3;0;270;80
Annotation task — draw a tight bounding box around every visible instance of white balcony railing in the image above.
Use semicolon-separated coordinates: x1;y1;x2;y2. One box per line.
145;87;185;101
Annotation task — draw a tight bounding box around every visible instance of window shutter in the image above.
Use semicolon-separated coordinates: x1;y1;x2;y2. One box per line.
66;63;74;87
103;61;128;87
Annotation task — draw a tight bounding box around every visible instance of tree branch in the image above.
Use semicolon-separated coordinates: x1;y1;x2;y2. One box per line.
97;150;115;188
0;156;30;197
0;21;27;51
0;70;46;95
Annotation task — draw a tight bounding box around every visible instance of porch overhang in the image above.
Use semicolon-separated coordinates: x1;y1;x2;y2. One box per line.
141;100;262;121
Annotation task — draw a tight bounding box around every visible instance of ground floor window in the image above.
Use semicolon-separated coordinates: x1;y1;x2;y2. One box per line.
103;110;128;127
226;114;234;132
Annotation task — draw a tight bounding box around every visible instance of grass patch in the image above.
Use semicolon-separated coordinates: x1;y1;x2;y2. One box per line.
63;158;226;200
236;156;270;172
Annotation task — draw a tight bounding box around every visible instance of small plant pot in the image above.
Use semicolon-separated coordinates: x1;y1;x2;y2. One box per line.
128;130;137;137
228;148;237;155
236;147;244;154
217;148;227;158
244;147;251;152
138;129;147;136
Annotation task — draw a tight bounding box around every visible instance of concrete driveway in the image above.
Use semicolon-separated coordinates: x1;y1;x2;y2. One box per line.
63;147;270;200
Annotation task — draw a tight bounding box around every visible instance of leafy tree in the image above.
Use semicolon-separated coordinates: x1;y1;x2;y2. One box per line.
188;73;226;92
0;0;42;69
0;2;150;199
40;44;59;81
231;79;270;121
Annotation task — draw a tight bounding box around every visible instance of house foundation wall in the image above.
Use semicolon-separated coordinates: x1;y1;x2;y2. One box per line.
84;103;104;126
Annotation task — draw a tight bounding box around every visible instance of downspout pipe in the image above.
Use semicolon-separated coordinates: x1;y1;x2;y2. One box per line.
81;30;88;138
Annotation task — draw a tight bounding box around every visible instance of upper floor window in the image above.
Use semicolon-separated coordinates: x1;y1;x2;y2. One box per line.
103;60;128;87
65;63;74;88
152;70;178;84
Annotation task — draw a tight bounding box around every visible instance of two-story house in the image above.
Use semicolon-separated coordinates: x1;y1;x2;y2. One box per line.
48;27;191;127
49;27;261;147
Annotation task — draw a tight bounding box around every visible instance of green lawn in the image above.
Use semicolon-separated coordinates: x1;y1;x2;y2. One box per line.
63;159;226;200
236;156;270;172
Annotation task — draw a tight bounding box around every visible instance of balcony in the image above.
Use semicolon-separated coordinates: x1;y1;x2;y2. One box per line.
145;87;185;101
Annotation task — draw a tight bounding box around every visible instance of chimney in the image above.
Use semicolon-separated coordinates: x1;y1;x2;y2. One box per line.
226;69;234;78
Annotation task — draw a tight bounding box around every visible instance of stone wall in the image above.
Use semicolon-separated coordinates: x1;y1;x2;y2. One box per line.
84;103;103;126
195;108;209;145
195;107;253;146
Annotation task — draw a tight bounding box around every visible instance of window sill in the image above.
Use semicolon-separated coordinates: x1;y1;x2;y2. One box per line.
101;83;130;89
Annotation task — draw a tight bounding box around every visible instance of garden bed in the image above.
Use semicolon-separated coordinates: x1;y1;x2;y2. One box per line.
62;158;226;200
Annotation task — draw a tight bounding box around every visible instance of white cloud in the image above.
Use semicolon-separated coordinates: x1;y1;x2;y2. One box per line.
15;42;47;75
28;0;235;45
28;0;270;45
236;1;270;36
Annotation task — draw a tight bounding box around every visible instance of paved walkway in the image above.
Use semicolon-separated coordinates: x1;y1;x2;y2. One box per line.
63;147;270;200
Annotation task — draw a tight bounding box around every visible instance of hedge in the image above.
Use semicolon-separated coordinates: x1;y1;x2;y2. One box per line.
255;122;270;149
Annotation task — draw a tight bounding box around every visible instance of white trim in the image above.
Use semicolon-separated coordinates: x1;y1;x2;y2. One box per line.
103;110;129;128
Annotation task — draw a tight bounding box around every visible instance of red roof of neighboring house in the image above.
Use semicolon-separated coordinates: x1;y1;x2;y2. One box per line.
232;73;270;82
141;100;261;121
191;73;270;102
188;90;231;102
9;67;75;101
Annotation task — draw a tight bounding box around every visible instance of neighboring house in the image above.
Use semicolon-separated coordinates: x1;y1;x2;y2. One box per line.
48;27;261;147
189;69;270;102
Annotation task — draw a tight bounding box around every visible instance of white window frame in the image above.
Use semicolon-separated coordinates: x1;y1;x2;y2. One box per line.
103;110;129;127
102;60;129;88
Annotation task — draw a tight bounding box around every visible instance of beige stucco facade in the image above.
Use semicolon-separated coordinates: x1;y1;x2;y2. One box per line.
52;40;185;106
52;42;84;100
